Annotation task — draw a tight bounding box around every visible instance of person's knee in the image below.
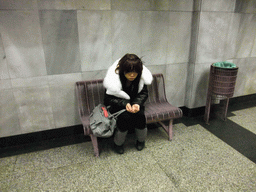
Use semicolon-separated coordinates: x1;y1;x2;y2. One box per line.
134;114;146;129
117;111;146;131
117;125;129;132
117;113;131;131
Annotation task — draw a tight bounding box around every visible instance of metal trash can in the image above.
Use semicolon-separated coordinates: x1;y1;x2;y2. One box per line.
204;63;238;124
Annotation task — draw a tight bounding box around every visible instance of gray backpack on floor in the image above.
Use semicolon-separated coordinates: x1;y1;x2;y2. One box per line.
90;104;126;138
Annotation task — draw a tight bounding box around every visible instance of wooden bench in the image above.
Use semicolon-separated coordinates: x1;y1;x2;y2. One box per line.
76;73;183;157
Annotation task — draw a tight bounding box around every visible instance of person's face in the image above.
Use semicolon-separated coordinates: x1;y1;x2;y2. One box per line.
124;71;138;81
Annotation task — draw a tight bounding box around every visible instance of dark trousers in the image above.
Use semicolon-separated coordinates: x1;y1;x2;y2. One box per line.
116;107;146;132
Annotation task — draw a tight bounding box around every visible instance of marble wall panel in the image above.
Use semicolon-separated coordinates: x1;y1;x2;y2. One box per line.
49;85;81;128
111;0;155;11
233;58;256;97
37;0;111;10
11;76;48;88
0;34;9;80
48;73;82;128
201;0;236;12
111;0;193;11
189;63;211;108
0;11;47;78
78;11;112;71
112;11;142;61
13;86;55;134
251;39;256;57
235;14;256;58
0;0;37;10
233;58;247;97
196;12;235;64
149;0;170;11
167;12;192;64
168;0;194;11
81;70;107;80
184;62;196;108
0;79;12;90
224;13;241;59
141;11;169;65
146;65;167;77
48;73;82;86
0;90;21;138
166;63;188;107
235;0;256;14
39;10;81;75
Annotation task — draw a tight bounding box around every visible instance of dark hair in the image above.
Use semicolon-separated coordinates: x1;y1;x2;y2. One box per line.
116;54;143;96
115;53;143;75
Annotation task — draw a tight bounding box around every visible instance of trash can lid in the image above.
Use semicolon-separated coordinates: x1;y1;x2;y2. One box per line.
213;61;236;68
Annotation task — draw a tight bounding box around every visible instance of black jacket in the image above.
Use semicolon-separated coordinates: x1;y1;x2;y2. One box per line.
104;85;148;113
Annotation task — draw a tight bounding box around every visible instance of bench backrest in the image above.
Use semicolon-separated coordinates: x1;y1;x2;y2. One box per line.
146;73;167;104
76;73;168;119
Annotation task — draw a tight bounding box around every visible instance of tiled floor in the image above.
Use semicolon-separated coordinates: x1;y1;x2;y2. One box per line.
0;101;256;191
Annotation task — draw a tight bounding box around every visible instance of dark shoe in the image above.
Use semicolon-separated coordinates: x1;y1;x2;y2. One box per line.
135;140;145;151
113;143;124;154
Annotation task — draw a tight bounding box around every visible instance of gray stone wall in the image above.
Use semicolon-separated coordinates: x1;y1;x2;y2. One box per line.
0;0;256;137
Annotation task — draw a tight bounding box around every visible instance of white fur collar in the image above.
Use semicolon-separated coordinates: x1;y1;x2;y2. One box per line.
103;58;153;100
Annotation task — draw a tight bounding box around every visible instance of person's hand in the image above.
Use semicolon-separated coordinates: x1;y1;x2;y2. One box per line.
132;104;140;113
126;103;140;113
126;103;133;113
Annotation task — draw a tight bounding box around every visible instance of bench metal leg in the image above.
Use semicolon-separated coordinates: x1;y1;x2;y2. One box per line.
168;119;173;141
204;94;212;124
158;119;173;141
90;134;99;157
223;98;229;121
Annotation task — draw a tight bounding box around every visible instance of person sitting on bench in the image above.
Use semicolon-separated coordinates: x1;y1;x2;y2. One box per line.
103;53;153;154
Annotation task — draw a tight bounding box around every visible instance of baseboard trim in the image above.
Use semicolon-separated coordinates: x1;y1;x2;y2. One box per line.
0;125;85;149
